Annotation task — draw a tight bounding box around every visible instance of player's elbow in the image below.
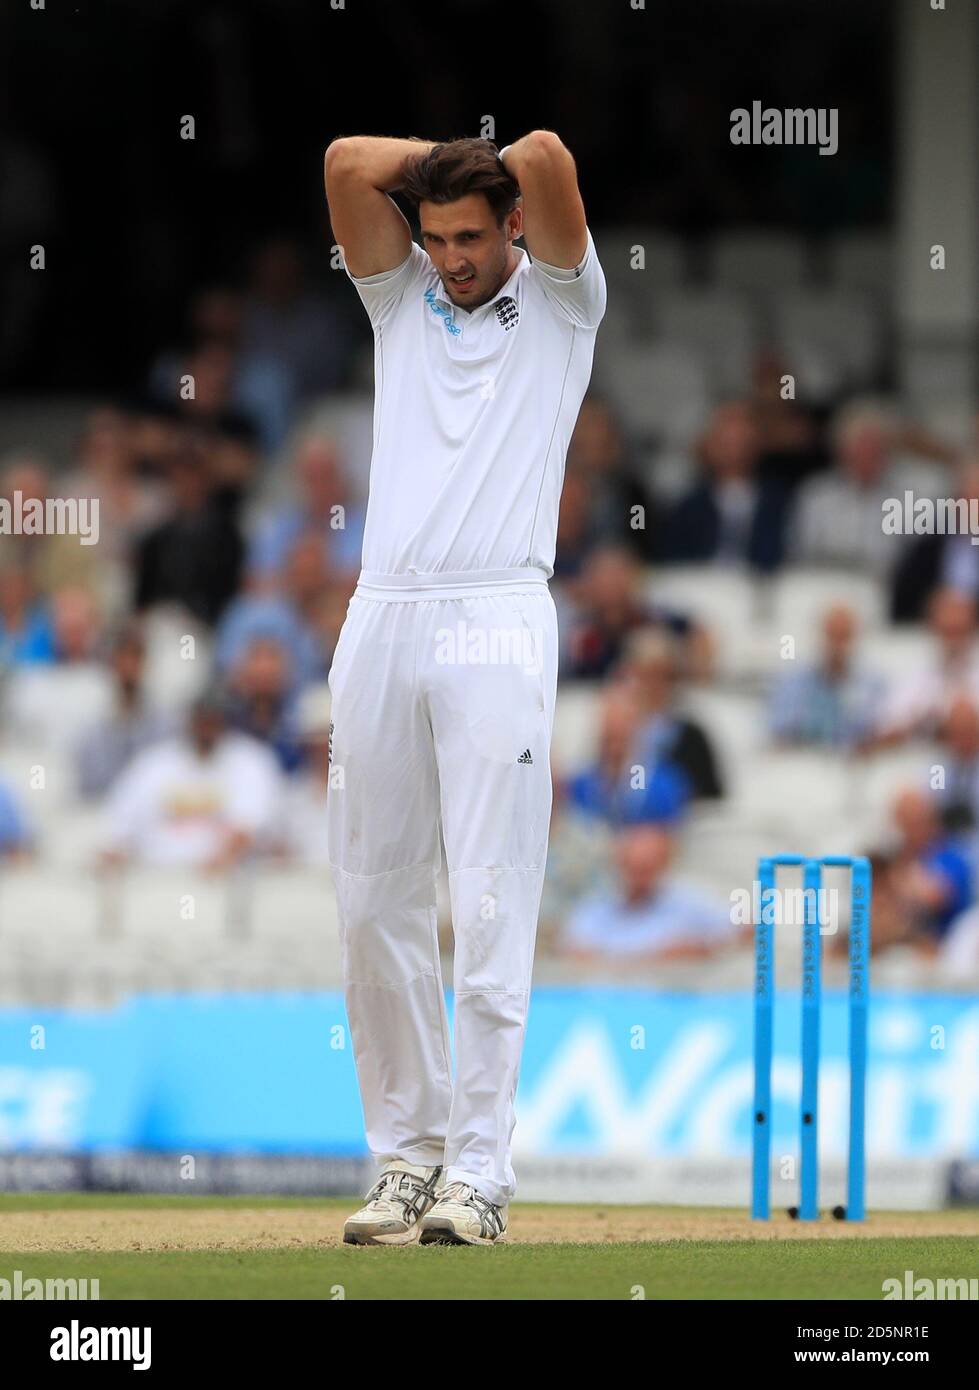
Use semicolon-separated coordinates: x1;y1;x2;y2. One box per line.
324;137;359;179
526;129;572;166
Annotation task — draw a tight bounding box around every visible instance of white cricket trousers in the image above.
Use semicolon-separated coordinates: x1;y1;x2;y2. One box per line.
326;566;558;1207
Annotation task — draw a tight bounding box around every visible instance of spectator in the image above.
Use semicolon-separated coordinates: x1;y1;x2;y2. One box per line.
891;459;979;623
150;286;294;455
553;466;594;582
224;635;303;773
100;691;282;870
617;628;724;798
166;340;259;447
247;432;364;587
931;697;979;833
564;395;660;561
76;624;176;799
62;407;169;568
665;400;791;572
538;762;614;952
241;236;352;402
792;398;918;575
2;452;103;598
174;354;261;500
0;777;33;860
0;565;54;666
1;456;53;584
875;588;979;745
559;824;736;961
216;533;334;689
567;684;690;825
563;544;708;680
750;348;825;490
134;442;245;626
4;587;114;752
868;788;973;953
767;604;883;749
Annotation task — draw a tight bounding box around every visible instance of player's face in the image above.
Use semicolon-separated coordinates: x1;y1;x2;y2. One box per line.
420;194;521;309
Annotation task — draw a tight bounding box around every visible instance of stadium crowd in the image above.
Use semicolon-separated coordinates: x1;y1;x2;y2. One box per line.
2;229;979;990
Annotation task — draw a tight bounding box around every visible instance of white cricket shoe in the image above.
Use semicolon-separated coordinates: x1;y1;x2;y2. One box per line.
419;1180;508;1246
343;1161;444;1245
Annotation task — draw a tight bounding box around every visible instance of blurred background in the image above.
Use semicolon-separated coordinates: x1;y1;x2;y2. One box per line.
1;0;978;1209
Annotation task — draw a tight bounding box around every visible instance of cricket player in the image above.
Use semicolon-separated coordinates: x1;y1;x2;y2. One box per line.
324;131;606;1244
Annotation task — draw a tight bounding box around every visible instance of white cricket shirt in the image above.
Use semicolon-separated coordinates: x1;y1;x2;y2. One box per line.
345;227;606;578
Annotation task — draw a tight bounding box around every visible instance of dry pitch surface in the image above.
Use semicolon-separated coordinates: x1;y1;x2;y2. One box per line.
3;1200;977;1252
3;1198;977;1299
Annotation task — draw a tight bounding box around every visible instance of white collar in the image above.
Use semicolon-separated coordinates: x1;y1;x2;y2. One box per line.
434;244;528;313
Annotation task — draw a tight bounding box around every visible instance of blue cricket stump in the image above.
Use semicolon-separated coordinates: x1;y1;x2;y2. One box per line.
751;854;871;1221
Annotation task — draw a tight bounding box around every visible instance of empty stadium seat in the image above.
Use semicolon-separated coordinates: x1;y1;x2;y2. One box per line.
735;749;854;841
142;609;213;709
849;743;940;832
594;341;711;447
246;870;342;949
593;298;634;352
825;230;895;301
654;289;759;395
0;746;77;818
709;231;810;296
674;807;770;896
644;446;697;502
301;391;376;500
769;568;887;645
551;682;602;775
40;808;105;868
678;686;764;792
648;566;772;683
110;871;232;940
772;289;883;399
593;228;686;293
0;869;99;941
861;627;933;681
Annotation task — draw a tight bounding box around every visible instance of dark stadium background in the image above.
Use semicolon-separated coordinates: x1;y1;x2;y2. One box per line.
2;0;892;390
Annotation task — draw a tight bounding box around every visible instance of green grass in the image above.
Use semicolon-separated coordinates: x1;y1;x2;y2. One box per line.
2;1238;978;1300
1;1196;977;1299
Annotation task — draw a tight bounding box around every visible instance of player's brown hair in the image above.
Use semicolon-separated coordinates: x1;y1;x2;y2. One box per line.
399;138;520;226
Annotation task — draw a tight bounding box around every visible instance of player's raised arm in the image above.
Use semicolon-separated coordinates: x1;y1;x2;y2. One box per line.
324;136;436;278
500;129;588;269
